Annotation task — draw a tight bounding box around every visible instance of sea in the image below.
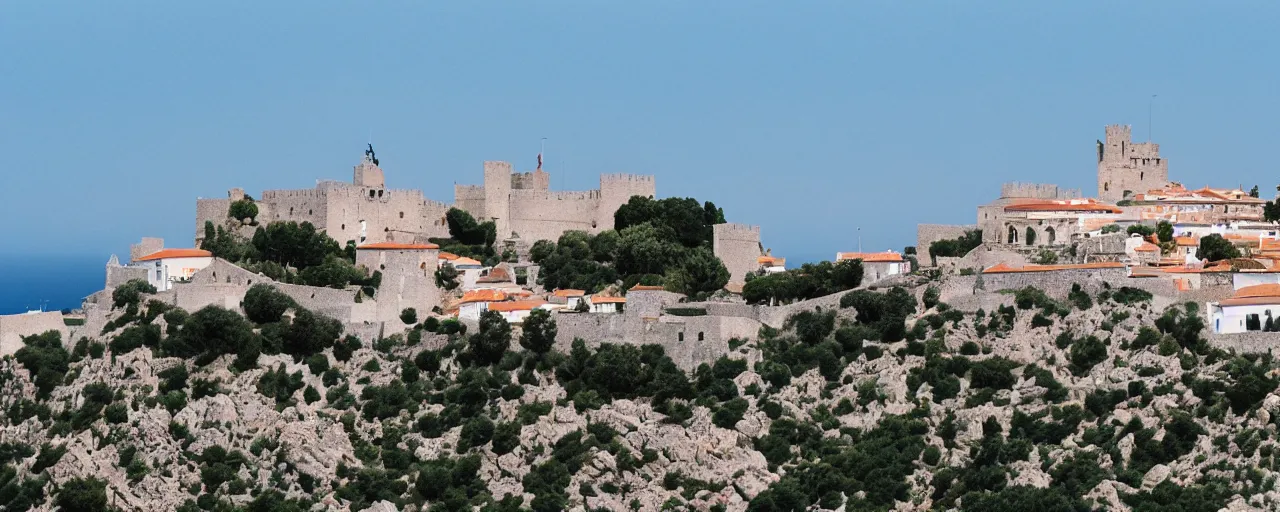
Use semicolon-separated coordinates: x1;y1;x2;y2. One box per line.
0;253;108;315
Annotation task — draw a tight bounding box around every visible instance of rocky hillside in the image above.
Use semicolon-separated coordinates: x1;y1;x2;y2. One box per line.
2;278;1278;511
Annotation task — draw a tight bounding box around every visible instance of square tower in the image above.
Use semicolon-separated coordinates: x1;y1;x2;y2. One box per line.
1097;124;1169;201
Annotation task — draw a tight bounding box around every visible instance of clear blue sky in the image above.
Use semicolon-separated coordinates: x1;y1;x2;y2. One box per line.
3;2;1280;266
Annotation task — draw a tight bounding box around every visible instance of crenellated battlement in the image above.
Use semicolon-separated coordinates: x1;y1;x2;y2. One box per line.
511;189;600;201
263;188;328;199
454;185;485;199
600;173;656;184
713;223;761;239
1000;182;1081;200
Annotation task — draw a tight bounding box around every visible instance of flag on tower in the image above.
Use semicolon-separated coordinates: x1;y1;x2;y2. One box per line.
537;153;542;170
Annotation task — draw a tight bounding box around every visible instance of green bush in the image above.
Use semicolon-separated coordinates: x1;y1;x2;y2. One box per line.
54;476;109;512
242;284;295;324
399;308;417;324
15;330;70;398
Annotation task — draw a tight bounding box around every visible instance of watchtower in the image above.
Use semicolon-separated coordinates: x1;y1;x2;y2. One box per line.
1097;124;1168;201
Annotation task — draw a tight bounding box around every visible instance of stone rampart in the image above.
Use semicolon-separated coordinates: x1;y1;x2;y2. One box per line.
1206;331;1280;354
713;223;762;285
551;311;757;370
1000;182;1081;200
916;224;976;265
0;312;69;357
508;190;601;242
978;267;1129;298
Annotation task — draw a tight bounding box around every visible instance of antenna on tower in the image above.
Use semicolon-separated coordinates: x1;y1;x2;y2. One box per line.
1148;94;1157;142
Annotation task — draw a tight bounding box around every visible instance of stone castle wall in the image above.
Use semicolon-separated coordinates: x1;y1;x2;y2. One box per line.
552;311;759;370
598;174;656;232
453;185;487;221
1000;182;1081;200
1098;124;1169;201
977;267;1130;297
356;248;440;324
714;223;762;286
916;224;976;265
0;312;69;357
508;190;601;242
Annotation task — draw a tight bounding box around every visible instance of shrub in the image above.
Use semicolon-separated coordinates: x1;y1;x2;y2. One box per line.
469;310;512;365
242;284;295;324
55;476;109;512
1069;336;1107;376
228;198;258;222
520;308;558;354
15;330;70;398
399;308;417;324
112;279;157;309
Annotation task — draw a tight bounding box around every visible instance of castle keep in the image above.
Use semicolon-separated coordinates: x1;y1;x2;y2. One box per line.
453;162;655;242
195;152;656;248
1097;124;1168;202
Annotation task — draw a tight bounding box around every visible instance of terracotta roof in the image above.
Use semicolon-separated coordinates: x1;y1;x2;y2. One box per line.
590;295;626;304
982;262;1126;274
1174;278;1192;292
487;299;546;312
476;267;511;283
757;255;785;266
552;289;586;298
1220;284;1280;306
135;248;212;261
836;251;904;263
1134;243;1159;253
630;284;665;291
1003;200;1123;214
357;242;440;250
460;289;507;304
453;257;482;266
1174;236;1198;247
439;252;459;261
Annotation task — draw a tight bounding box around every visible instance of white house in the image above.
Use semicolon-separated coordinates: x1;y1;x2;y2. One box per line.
836;251;907;282
551;289;587;310
487;300;546;324
757;255;786;274
588;295;625;314
1210;284;1280;334
134;248;213;291
456;289;508;321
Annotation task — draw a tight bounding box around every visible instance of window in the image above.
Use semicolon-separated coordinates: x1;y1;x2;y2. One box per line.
399;212;404;219
678;332;684;342
697;332;704;341
370;190;376;198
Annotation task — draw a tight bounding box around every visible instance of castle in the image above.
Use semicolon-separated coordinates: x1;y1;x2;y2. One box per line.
195;151;656;248
1097;124;1168;202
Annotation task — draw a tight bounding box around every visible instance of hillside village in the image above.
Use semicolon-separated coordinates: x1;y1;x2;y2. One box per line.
2;125;1280;511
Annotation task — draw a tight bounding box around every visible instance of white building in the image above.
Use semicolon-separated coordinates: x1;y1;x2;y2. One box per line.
757;255;786;274
551;289;587;310
456;289;509;321
588;295;625;314
836;251;907;282
488;300;546;324
134;249;213;291
1210;284;1280;334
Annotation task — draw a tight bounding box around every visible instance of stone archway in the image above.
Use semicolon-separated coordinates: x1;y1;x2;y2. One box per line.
1007;225;1018;244
1025;226;1037;246
1045;226;1057;245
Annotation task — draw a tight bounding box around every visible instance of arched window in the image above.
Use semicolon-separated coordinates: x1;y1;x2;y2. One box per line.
1045;226;1057;245
1025;227;1037;246
1007;225;1018;244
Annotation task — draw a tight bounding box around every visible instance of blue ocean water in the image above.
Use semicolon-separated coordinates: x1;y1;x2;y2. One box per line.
0;253;108;315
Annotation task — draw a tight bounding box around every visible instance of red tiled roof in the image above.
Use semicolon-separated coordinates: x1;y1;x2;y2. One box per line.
453;257;482;266
1134;243;1159;253
1220;284;1280;306
357;242;440;250
439;252;460;261
552;289;586;298
590;295;626;304
837;251;904;263
476;267;511;283
757;255;785;266
982;262;1126;274
1003;201;1123;214
135;249;212;261
1174;236;1198;247
460;290;507;304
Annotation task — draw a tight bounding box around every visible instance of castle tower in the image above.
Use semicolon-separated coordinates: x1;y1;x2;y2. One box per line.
713;223;763;286
483;161;513;239
354;154;385;189
1097;124;1169;201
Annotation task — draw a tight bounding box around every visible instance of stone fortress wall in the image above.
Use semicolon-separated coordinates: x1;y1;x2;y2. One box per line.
0;311;68;357
915;224;977;264
197;153;657;250
713;223;763;286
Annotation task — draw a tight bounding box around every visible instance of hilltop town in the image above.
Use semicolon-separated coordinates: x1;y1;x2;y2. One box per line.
1;126;1279;511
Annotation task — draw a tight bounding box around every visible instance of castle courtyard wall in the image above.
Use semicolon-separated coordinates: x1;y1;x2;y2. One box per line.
508;190;601;242
916;224;976;265
0;312;69;357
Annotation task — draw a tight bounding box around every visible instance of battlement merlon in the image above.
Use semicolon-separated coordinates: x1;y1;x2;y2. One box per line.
713;223;761;241
1000;182;1081;200
600;173;656;184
